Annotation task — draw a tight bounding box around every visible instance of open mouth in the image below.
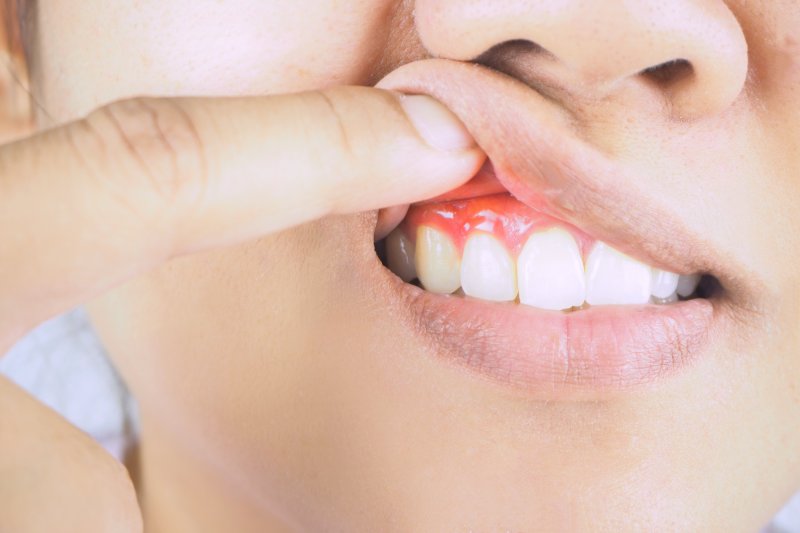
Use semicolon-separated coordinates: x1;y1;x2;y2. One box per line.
378;182;713;309
374;160;720;397
368;59;743;398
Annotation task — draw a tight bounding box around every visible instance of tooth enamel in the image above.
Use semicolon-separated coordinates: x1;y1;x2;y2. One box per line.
650;268;679;299
585;242;652;306
415;226;461;294
676;273;702;297
460;232;517;302
517;228;585;310
652;292;679;305
385;228;417;282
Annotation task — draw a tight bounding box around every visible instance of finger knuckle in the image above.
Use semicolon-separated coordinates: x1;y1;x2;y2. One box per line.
314;88;358;164
81;97;208;211
310;87;388;206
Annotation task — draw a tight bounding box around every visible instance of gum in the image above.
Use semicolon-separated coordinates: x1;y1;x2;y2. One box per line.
400;193;596;257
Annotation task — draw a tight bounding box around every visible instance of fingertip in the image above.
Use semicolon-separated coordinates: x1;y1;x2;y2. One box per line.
407;145;487;198
374;204;410;241
398;94;477;152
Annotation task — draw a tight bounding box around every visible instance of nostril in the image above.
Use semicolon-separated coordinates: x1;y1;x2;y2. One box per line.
640;58;693;88
418;0;748;120
474;39;549;64
471;39;554;82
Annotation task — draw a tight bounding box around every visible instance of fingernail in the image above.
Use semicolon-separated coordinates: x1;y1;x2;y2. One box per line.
399;94;476;152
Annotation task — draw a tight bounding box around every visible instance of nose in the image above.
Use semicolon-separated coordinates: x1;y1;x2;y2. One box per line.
413;0;748;119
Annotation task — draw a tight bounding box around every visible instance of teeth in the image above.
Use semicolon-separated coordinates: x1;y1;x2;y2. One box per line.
650;268;679;299
415;226;461;294
396;224;702;308
385;228;417;282
517;228;585;310
460;232;517;302
585;242;652;306
652;292;679;305
676;273;702;297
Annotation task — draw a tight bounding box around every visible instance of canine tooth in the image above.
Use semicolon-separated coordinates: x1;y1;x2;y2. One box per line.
650;268;679;299
415;226;461;294
517;228;585;310
385;228;417;282
677;274;701;297
460;232;517;301
585;242;652;305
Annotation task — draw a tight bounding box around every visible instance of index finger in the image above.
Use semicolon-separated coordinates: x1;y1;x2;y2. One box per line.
0;87;484;349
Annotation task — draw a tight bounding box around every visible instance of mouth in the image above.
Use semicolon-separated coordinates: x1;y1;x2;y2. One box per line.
371;59;749;399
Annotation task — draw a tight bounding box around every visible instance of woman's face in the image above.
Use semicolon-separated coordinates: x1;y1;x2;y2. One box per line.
34;1;800;530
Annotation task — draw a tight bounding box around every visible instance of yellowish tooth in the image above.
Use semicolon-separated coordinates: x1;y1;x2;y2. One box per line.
415;225;461;294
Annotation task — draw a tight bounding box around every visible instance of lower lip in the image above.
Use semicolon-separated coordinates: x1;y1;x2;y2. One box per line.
388;274;716;399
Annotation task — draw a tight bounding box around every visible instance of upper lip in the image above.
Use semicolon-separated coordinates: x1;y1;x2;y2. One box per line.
376;59;744;294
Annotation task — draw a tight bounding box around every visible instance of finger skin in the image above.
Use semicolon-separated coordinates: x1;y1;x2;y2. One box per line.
0;87;484;349
0;375;143;533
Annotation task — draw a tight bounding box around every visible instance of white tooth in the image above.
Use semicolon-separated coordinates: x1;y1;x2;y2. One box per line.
676;273;701;297
652;292;679;305
585;242;652;306
460;232;517;302
415;226;461;294
650;268;679;299
517;228;585;310
385;228;417;282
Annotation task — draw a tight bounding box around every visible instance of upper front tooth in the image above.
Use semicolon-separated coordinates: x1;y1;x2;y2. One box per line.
650;268;679;299
415;226;461;294
676;274;701;297
385;228;417;282
517;228;585;310
585;242;652;305
460;232;517;301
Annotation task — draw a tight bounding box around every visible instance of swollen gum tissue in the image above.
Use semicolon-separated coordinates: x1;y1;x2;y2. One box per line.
400;193;595;258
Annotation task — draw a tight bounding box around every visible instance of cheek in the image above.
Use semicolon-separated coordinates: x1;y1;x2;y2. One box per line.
38;0;394;121
84;215;370;469
88;213;377;401
85;212;388;426
86;212;445;527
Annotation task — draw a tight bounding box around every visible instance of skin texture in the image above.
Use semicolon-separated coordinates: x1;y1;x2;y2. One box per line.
11;0;800;531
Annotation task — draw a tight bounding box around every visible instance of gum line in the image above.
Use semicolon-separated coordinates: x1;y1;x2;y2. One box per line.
400;193;595;257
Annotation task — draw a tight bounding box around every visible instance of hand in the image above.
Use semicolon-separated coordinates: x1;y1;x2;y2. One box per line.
0;87;483;532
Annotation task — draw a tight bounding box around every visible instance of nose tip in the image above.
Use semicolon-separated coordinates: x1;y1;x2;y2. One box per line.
414;0;748;119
